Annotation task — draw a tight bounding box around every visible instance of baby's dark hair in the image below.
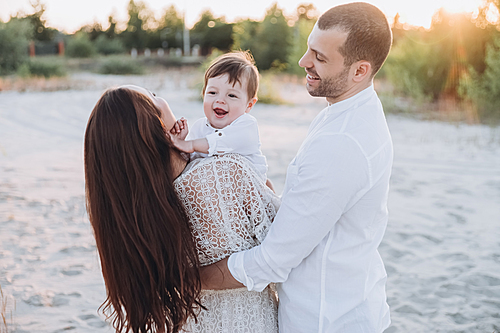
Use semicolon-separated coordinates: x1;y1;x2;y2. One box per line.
203;51;259;100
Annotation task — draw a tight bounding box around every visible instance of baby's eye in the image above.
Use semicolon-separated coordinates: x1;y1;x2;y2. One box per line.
207;91;216;95
228;94;238;98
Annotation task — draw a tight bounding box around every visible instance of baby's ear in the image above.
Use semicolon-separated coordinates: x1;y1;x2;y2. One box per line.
245;97;258;113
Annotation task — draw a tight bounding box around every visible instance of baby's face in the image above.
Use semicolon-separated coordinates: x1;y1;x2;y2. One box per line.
203;74;255;129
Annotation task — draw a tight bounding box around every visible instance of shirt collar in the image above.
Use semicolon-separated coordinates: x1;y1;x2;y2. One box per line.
325;85;375;115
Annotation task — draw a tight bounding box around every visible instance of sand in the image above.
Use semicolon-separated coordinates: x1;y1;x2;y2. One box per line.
0;70;499;332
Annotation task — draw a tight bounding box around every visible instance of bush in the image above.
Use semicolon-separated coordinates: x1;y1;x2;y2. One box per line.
66;34;96;58
94;35;125;55
17;58;66;78
459;35;500;122
383;33;450;103
0;18;32;75
99;58;145;75
258;71;287;104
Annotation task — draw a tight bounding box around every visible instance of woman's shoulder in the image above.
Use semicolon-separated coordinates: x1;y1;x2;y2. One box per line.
176;154;257;182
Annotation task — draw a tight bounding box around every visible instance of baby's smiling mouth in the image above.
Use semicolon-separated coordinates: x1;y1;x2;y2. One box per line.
214;108;228;118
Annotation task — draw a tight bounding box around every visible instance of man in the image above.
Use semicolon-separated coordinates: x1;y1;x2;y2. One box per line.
202;2;393;332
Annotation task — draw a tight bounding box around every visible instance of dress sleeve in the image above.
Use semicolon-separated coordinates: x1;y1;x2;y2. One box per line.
206;116;261;156
176;155;280;265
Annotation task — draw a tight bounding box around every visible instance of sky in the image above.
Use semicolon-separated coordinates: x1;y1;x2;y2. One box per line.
0;0;486;33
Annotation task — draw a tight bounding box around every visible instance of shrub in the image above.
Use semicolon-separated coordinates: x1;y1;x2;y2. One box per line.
383;33;449;103
17;58;66;78
94;35;125;55
66;33;96;58
0;18;32;75
99;58;145;75
459;35;500;122
258;71;287;104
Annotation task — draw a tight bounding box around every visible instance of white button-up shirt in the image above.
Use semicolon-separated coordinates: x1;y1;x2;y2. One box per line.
228;85;393;332
187;113;268;181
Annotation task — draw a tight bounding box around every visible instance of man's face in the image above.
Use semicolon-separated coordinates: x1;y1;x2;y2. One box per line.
298;25;352;103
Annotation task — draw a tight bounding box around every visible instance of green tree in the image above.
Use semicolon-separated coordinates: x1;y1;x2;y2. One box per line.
24;0;56;41
105;15;119;39
287;4;317;75
243;3;292;71
0;18;32;74
148;5;184;50
460;34;500;121
190;10;233;55
121;0;151;50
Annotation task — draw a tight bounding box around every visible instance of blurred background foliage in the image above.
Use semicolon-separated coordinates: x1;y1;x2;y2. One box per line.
1;0;500;122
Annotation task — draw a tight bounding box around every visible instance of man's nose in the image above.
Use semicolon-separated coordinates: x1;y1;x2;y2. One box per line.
298;50;311;69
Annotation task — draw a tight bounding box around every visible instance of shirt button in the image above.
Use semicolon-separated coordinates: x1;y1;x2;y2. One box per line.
215;130;218;132
218;133;222;136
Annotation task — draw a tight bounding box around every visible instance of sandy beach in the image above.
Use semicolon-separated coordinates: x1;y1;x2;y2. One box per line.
0;70;499;332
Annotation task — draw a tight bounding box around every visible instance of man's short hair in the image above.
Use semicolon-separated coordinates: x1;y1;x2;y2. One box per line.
318;2;392;77
203;51;259;100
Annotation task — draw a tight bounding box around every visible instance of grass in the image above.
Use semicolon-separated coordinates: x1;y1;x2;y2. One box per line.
375;78;490;125
0;283;13;333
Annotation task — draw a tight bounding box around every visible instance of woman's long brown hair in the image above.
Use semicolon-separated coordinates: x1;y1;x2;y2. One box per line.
84;87;202;333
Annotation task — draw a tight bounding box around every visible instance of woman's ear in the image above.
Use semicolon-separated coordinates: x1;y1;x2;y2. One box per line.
245;97;258;113
352;61;372;83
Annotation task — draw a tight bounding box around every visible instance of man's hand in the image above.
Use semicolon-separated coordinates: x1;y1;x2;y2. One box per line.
200;257;245;290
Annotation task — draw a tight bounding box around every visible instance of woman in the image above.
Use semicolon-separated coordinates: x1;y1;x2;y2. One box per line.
84;85;279;333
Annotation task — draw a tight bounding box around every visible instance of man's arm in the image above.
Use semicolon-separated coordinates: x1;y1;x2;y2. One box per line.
226;134;371;291
200;258;244;290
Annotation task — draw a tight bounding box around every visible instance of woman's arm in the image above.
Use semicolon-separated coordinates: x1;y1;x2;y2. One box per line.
201;258;243;289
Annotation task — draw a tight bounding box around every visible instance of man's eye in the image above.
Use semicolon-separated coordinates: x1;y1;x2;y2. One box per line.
316;56;325;62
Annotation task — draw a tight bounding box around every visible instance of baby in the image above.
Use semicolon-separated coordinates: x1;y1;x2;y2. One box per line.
171;51;270;186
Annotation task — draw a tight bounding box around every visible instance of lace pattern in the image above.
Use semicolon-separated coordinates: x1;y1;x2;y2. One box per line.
174;154;280;333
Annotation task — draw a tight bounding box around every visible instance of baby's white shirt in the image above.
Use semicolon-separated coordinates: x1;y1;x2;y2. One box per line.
186;113;268;181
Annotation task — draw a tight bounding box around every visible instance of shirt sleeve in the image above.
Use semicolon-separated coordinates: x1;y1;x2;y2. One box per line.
228;133;371;291
186;118;207;141
206;116;261;156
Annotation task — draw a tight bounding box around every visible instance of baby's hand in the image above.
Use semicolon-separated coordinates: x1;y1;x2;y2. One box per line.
170;132;194;153
170;117;189;140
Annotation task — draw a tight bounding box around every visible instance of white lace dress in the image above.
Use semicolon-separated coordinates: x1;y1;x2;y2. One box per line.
174;154;280;333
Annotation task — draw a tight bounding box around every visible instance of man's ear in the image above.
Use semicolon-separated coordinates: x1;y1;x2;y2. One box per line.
245;97;258;113
352;61;372;83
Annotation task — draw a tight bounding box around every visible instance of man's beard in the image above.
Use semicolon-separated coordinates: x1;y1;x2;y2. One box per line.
307;66;350;100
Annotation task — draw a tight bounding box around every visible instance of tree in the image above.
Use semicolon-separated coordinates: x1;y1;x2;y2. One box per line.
24;0;56;41
460;34;500;121
190;10;233;55
148;5;184;50
105;15;119;39
253;3;292;70
121;0;151;50
0;18;32;74
287;4;317;75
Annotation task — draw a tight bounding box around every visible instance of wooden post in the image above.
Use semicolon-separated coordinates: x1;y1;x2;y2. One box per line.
29;41;35;57
58;40;64;56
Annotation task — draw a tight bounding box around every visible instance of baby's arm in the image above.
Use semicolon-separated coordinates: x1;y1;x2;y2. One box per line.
170;118;209;154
